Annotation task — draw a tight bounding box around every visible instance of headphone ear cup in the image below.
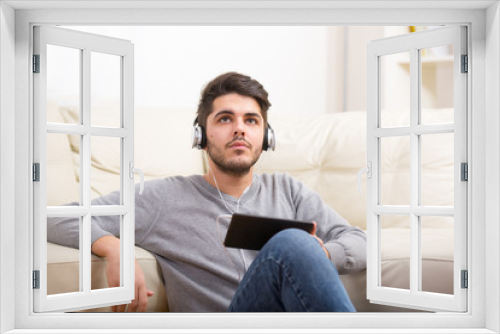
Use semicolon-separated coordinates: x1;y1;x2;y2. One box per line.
262;128;269;151
192;124;207;149
199;125;207;149
262;124;276;151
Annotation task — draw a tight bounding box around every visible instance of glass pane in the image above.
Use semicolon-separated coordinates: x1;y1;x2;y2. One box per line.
420;44;454;124
380;215;410;290
380;136;410;205
420;216;454;294
91;52;121;128
421;133;454;207
380;51;410;128
47;133;80;206
47;44;80;124
47;216;81;295
91;216;121;290
91;136;121;202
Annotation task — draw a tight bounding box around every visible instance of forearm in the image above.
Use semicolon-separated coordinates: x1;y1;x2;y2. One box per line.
91;235;121;258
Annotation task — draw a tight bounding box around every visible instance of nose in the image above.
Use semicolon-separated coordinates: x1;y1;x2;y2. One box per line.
233;118;246;137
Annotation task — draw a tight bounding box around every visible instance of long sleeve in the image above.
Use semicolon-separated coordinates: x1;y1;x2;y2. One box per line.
290;177;367;274
47;179;167;252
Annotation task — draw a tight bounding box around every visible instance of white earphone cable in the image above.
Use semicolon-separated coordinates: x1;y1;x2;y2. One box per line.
204;151;249;282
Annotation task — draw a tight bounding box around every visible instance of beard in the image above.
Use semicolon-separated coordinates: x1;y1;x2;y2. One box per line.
206;139;261;177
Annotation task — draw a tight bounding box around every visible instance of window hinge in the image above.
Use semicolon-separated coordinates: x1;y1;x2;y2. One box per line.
33;270;40;289
461;162;468;181
461;54;468;73
33;163;40;182
461;270;468;289
33;54;40;73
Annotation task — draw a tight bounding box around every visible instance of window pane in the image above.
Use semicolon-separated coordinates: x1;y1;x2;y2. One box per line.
47;133;80;206
420;216;454;295
420;44;454;124
91;52;121;128
91;136;121;202
47;44;80;124
380;51;410;128
91;216;121;291
421;133;454;207
380;215;410;290
380;136;410;205
47;216;81;295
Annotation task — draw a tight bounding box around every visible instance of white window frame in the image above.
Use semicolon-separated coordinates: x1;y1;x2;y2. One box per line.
366;26;468;312
1;2;498;333
33;25;136;312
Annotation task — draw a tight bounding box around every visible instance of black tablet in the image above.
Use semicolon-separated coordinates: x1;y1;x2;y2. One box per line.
223;213;315;251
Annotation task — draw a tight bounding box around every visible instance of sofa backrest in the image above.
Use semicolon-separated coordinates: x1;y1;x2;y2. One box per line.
47;103;454;230
258;109;454;230
56;104;206;199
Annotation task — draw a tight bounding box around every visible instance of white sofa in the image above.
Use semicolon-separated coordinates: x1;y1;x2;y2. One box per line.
46;102;454;312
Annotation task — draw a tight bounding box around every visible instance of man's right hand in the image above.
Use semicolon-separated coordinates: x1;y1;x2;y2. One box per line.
92;236;154;312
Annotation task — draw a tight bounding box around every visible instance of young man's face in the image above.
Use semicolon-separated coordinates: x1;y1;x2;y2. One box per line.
205;93;265;176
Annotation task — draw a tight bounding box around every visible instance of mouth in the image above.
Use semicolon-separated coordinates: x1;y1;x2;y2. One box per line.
227;140;250;150
229;143;249;150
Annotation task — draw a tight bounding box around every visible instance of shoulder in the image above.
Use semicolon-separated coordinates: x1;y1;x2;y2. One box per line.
256;172;306;192
140;175;200;194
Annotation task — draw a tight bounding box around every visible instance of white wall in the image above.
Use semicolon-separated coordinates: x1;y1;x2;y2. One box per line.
64;26;334;116
343;26;385;111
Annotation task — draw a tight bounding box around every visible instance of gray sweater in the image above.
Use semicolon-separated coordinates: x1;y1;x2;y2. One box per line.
48;173;366;312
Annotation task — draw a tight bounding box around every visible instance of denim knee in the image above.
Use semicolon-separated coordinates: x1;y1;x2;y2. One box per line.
265;228;319;258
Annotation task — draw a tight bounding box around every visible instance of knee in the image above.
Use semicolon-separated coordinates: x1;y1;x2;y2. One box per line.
265;228;318;257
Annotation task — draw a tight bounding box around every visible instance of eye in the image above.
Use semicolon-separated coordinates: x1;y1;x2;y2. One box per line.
219;116;231;123
246;118;258;125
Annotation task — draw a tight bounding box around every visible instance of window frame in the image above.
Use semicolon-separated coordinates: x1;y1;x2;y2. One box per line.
33;25;136;312
366;25;468;312
1;2;498;333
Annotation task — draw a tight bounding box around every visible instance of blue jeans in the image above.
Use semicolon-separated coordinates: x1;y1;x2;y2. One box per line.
228;229;356;312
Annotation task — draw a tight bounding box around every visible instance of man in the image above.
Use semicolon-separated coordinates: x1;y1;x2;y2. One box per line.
48;72;366;312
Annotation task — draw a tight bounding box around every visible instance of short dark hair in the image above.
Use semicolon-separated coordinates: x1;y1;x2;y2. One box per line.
196;72;271;127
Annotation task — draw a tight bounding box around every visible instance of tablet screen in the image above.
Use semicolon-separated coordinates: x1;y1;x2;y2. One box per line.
223;214;315;250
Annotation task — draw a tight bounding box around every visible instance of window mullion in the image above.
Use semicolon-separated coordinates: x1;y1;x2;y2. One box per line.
410;47;420;295
81;47;92;295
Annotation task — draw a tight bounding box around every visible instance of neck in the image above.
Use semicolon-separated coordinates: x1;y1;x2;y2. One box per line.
203;161;253;198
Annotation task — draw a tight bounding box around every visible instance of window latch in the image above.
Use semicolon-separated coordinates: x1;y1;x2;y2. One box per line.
129;162;144;195
357;162;372;194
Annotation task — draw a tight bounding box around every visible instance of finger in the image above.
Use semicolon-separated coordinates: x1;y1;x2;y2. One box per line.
313;235;324;247
311;221;317;236
147;289;155;297
127;285;139;312
137;286;149;312
324;247;331;259
127;294;139;312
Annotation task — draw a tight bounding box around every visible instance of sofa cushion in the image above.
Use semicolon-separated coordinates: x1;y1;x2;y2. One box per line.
340;226;453;312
